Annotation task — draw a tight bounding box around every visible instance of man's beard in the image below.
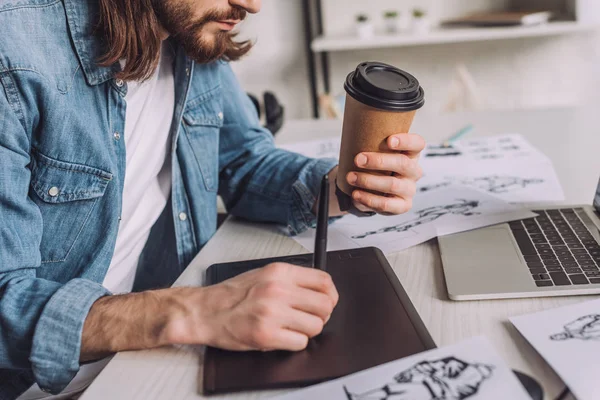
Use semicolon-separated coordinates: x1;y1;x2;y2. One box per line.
152;0;249;64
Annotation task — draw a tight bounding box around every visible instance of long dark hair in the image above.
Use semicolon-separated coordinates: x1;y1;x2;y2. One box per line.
96;0;252;81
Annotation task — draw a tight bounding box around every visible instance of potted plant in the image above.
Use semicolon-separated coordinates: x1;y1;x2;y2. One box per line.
355;14;374;39
412;8;431;34
384;10;411;34
383;10;399;34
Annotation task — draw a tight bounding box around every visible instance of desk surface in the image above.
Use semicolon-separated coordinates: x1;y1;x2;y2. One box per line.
82;107;600;400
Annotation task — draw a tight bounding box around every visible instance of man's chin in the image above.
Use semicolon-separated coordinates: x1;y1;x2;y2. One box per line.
183;37;227;64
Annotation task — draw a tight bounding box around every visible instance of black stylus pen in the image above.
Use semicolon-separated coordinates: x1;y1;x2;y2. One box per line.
313;174;329;271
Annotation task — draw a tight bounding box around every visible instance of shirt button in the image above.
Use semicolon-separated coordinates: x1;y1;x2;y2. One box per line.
48;186;59;197
115;79;124;87
185;67;190;76
217;112;224;120
113;131;121;140
179;212;188;221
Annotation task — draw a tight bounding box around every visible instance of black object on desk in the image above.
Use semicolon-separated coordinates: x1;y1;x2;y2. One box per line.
513;371;544;400
203;247;436;395
313;174;329;270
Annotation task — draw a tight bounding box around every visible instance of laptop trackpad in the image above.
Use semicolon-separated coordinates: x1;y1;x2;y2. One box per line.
440;226;533;299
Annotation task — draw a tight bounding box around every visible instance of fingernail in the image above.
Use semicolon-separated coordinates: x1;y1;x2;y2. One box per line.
352;191;361;200
356;154;367;167
390;137;399;148
347;172;357;185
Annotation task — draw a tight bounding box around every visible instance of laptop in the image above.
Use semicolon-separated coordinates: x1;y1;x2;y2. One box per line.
439;178;600;300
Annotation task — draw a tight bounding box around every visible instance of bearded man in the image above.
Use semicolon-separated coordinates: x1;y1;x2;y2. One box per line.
0;0;426;398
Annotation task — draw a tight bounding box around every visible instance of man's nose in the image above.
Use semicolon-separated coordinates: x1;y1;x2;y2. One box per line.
230;0;261;14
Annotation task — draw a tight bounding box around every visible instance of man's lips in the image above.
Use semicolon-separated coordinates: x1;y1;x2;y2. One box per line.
214;19;241;31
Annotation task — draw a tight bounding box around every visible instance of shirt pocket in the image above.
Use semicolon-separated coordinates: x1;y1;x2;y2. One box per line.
181;86;223;192
29;151;113;263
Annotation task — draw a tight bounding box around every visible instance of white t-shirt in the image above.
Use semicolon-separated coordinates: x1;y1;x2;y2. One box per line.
17;42;175;399
103;44;175;294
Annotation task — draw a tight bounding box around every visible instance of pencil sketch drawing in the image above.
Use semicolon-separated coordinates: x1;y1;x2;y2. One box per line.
343;357;494;400
352;200;480;239
317;141;339;158
424;145;463;158
419;175;544;195
550;314;600;341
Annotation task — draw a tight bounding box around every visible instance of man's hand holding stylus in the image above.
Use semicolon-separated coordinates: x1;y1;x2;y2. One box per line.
162;263;339;351
81;263;338;360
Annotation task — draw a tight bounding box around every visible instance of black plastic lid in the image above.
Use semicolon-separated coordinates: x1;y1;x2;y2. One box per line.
344;62;425;112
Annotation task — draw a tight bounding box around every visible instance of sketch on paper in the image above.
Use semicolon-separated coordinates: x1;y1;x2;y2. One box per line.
317;141;340;158
279;137;341;160
273;337;532;400
280;133;563;204
550;315;600;342
511;299;600;400
343;357;494;400
352;200;480;239
420;134;550;164
293;186;535;255
424;145;463;158
419;175;545;195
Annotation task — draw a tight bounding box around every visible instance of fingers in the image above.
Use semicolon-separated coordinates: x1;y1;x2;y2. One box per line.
353;200;376;214
249;305;324;351
347;172;417;199
354;153;423;180
248;295;328;351
239;263;340;352
257;327;310;352
259;262;339;314
285;264;339;306
352;190;413;215
387;133;426;159
281;308;325;339
289;286;335;322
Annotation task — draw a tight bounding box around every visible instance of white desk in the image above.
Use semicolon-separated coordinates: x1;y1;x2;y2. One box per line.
82;107;600;400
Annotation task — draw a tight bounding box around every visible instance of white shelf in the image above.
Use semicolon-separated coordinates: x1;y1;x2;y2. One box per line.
312;22;596;52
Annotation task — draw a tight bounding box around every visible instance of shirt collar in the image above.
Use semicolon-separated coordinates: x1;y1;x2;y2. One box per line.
63;0;119;86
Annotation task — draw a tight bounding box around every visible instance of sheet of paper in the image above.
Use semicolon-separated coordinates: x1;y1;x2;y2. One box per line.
511;299;600;400
422;133;551;164
420;134;564;203
279;136;341;160
280;133;564;204
294;186;536;254
417;161;564;203
273;336;531;400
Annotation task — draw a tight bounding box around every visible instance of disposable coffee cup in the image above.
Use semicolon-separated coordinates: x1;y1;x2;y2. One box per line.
336;62;425;215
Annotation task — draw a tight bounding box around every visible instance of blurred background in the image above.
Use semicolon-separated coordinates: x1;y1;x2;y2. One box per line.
230;0;600;120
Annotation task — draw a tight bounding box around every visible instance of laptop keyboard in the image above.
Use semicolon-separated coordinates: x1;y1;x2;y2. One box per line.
509;208;600;287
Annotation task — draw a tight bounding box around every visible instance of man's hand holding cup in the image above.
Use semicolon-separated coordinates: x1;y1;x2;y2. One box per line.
345;133;425;215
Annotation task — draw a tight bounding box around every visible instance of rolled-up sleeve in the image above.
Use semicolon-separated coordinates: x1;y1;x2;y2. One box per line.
0;82;110;394
216;62;337;235
29;279;110;391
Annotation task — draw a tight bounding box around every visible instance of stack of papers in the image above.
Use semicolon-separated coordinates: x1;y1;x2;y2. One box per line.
294;185;535;254
511;298;600;400
279;133;563;254
274;337;532;400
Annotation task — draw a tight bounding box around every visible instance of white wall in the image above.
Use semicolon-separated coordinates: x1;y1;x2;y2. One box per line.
231;0;311;118
233;0;600;119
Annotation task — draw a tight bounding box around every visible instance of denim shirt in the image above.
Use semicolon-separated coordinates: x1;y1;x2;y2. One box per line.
0;0;336;397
